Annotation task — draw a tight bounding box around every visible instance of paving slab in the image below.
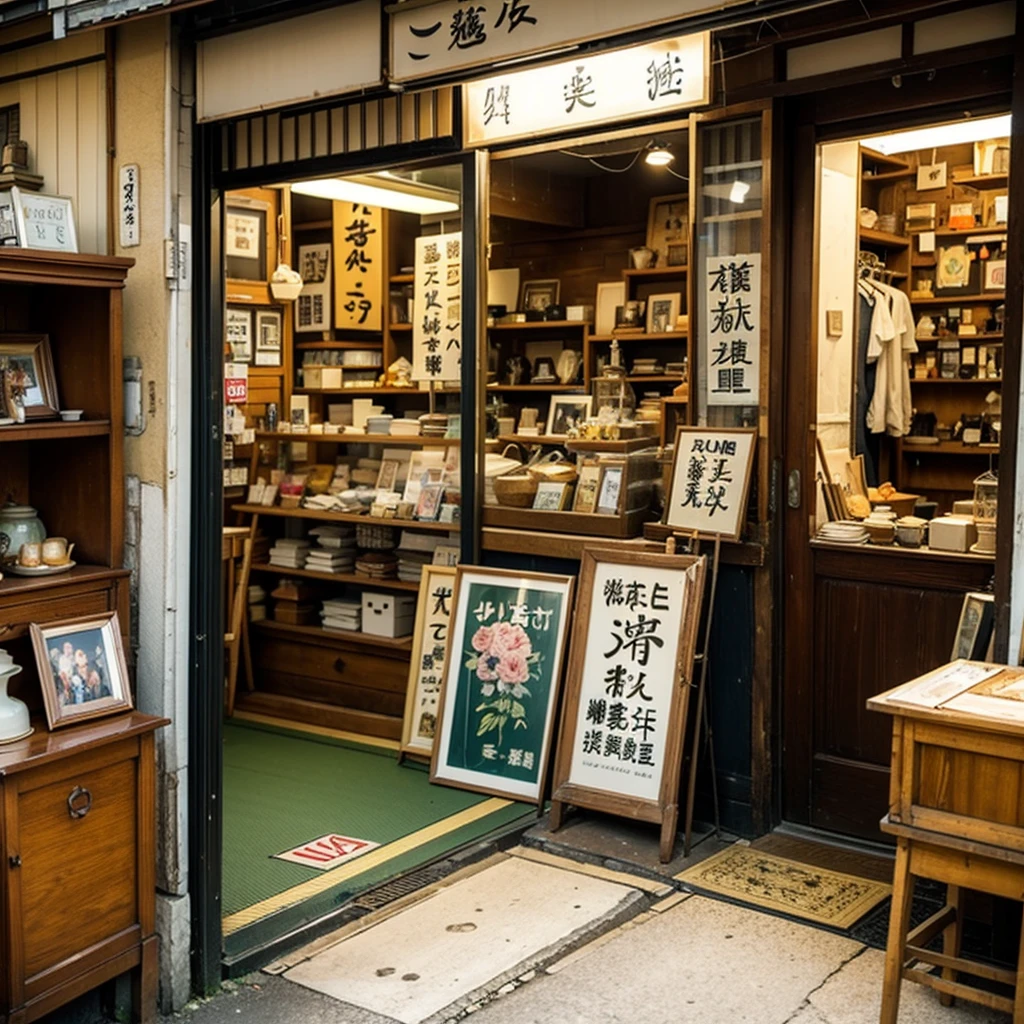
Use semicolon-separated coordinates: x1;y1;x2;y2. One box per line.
467;895;864;1024
284;855;642;1024
792;945;1010;1024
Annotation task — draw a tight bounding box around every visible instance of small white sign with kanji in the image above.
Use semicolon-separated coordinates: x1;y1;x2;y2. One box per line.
704;253;761;408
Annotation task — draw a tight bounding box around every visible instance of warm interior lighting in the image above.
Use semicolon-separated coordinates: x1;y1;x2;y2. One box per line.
860;114;1011;156
728;180;751;204
291;174;461;215
645;142;674;167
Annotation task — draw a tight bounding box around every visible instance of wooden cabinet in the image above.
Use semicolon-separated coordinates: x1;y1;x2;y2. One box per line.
0;712;167;1024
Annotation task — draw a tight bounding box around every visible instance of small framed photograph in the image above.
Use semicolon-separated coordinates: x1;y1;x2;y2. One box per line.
596;466;623;515
254;309;283;367
520;278;560;314
226;201;269;282
984;259;1006;291
226;307;253;363
376;459;400;492
952;592;995;661
439;503;461;524
416;482;445;521
533;481;571;511
0;334;59;419
595;281;625;335
31;612;133;730
646;194;688;267
573;464;601;513
546;395;592;437
8;187;78;253
646;293;682;334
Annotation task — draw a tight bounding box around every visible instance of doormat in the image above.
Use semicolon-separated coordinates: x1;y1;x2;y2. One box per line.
274;834;380;871
675;844;891;930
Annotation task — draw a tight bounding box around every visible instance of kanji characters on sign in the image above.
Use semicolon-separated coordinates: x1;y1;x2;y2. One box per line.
705;253;761;407
413;232;462;383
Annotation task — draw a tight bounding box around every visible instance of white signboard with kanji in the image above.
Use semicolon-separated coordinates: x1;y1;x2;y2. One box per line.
665;427;757;541
704;253;761;407
465;32;709;146
412;232;462;383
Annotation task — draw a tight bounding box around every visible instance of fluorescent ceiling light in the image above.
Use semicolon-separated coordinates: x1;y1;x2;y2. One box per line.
861;114;1011;155
291;174;460;215
729;180;751;204
645;142;674;167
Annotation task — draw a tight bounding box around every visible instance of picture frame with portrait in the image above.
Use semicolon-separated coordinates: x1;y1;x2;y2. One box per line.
646;293;681;334
646;194;688;267
546;395;592;437
254;308;283;367
520;279;560;314
31;612;133;730
225;201;268;282
0;333;59;419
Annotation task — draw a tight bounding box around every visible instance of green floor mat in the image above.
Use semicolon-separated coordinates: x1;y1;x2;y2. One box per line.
222;719;531;948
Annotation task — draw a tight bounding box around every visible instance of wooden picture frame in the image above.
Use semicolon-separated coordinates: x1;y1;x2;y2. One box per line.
952;592;996;662
646;293;682;334
8;187;78;253
595;465;624;515
225;307;253;364
400;565;457;760
665;426;757;541
533;481;571;511
430;566;575;806
520;278;560;314
546;395;592;437
573;464;601;513
984;259;1006;292
0;333;59;419
646;193;688;268
254;308;283;367
550;549;707;860
30;611;133;730
225;200;269;282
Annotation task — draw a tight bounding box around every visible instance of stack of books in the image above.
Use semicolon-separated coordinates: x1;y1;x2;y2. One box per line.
631;358;665;376
355;551;399;580
321;597;362;633
305;548;356;575
268;538;310;569
396;531;442;583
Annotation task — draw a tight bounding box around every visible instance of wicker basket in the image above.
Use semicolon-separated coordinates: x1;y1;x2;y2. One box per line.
527;451;578;484
494;472;539;507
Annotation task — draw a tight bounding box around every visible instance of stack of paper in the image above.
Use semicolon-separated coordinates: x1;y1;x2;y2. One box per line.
305;548;356;574
321;597;362;633
268;538;310;569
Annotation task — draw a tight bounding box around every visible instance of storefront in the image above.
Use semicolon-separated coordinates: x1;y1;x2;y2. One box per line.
184;0;1022;993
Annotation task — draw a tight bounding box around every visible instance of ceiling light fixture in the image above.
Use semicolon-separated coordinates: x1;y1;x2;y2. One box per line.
291;174;461;215
645;141;674;167
728;180;751;204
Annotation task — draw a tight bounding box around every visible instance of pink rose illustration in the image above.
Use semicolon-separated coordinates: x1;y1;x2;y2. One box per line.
491;622;532;657
497;651;530;686
471;626;494;653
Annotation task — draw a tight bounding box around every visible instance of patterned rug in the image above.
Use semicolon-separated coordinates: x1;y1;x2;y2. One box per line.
676;844;891;930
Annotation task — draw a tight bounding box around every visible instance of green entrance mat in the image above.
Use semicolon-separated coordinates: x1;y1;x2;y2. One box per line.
222;719;532;957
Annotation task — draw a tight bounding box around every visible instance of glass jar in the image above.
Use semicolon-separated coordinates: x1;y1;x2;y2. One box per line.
0;502;46;561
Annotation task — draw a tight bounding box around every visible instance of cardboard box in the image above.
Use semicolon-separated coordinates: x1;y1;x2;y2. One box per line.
362;592;417;638
566;305;595;322
304;365;343;390
928;515;977;553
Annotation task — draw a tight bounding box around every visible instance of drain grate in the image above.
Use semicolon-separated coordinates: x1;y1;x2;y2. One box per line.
351;863;452;911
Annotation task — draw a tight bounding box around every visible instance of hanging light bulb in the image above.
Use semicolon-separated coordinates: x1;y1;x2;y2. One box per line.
645;141;674;167
728;180;751;204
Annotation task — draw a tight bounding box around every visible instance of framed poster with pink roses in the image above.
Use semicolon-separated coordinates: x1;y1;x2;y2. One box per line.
430;567;575;805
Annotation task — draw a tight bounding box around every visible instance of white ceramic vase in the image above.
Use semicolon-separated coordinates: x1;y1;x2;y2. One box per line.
0;648;30;742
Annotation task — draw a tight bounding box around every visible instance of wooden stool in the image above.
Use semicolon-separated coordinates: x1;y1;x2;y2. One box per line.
880;819;1024;1023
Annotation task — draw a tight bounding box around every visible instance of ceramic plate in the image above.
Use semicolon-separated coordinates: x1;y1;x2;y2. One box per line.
7;559;76;577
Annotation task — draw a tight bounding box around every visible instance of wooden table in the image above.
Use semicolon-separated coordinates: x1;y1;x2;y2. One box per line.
869;662;1024;1023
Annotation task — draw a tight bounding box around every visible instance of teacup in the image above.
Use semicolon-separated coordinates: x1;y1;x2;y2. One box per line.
18;542;41;568
42;537;73;565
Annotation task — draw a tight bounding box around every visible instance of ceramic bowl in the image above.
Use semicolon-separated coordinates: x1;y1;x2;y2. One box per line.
60;409;84;422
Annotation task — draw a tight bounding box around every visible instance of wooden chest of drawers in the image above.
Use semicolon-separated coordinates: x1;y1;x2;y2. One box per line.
0;712;167;1024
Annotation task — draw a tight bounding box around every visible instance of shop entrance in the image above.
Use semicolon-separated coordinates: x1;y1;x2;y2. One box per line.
782;110;1010;841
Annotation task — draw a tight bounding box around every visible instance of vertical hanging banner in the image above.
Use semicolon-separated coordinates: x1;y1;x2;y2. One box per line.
704;253;761;407
413;232;463;383
118;164;140;248
334;202;383;332
296;244;332;333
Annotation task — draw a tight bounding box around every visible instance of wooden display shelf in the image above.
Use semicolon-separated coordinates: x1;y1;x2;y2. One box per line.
292;219;332;232
495;434;658;453
389;273;415;284
252;617;413;652
488;320;590;330
623;266;688;278
900;441;1000;455
482;505;650;538
0;418;111;442
254;430;453;446
861;169;915;182
388;323;412;331
293;386;444;396
861;147;911;172
911;227;1007;238
627;374;685;383
589;331;688;342
249;563;421;591
914;333;1004;343
0;564;128;599
295;340;383;350
910;377;1002;385
911;293;1005;306
859;227;911;248
231;503;461;532
485;384;587;393
950;173;1009;190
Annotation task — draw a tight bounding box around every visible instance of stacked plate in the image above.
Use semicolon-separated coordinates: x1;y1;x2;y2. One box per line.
390;418;422;437
817;520;869;545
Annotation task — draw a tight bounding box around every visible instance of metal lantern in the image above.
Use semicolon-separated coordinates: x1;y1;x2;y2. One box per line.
971;470;998;555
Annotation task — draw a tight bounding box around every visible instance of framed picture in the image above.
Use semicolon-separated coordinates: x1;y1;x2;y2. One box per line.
416;482;445;521
296;244;332;333
952;592;995;661
595;281;625;336
596;465;623;515
646;194;688;267
520;278;560;314
402;449;446;504
254;309;283;367
646;293;682;334
0;191;18;245
376;459;401;493
8;187;78;253
546;395;592;437
550;549;707;857
225;307;253;363
984;259;1006;291
666;427;758;540
30;612;133;730
430;566;575;805
0;334;59;419
400;566;457;760
573;464;601;513
225;201;268;282
533;481;571;511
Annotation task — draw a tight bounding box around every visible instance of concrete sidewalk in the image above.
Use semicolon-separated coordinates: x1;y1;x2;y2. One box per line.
158;890;1009;1024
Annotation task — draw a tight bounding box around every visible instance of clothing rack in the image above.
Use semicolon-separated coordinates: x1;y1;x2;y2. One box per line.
858;249;899;284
